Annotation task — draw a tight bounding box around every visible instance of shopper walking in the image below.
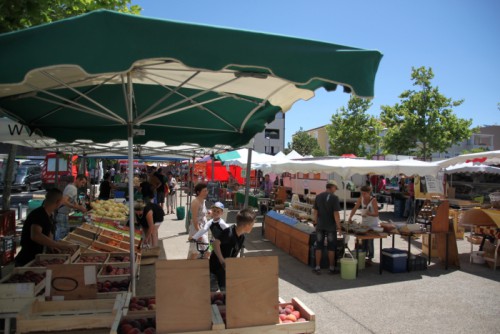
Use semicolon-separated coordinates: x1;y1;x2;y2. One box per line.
188;183;209;259
166;172;178;214
312;180;342;274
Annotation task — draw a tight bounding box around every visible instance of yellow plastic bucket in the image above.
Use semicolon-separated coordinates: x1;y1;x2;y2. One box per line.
357;251;366;270
340;251;358;280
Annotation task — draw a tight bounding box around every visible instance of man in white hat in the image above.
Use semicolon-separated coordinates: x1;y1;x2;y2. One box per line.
312;180;342;274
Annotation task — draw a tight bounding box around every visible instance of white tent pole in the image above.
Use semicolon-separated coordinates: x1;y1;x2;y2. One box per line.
126;73;136;296
244;148;252;208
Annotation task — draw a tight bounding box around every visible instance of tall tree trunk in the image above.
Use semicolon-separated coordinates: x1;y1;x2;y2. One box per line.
2;144;17;210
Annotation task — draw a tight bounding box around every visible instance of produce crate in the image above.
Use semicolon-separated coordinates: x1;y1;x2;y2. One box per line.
75;252;109;264
51;241;81;262
98;262;132;280
225;257;279;329
73;226;98;240
113;311;156;334
64;232;94;249
97;276;131;299
79;222;102;235
0;235;16;265
121;294;156;318
90;240;125;253
0;209;16;236
382;248;408;273
101;228;141;248
16;293;126;333
156;260;212;333
0;267;46;313
97;234;131;252
25;254;70;268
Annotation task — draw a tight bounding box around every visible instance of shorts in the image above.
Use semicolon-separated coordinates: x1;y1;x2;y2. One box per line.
156;192;165;204
315;229;337;251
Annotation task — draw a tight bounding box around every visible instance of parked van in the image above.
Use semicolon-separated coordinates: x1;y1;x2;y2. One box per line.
0;161;42;192
41;153;83;190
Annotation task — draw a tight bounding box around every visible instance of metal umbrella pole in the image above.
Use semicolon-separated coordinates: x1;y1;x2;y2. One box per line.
244;148;253;209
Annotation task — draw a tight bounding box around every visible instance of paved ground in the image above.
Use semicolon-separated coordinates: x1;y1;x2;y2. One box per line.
137;200;500;334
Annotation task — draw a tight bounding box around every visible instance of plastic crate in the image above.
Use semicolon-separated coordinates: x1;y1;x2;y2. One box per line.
409;254;427;271
382;248;408;273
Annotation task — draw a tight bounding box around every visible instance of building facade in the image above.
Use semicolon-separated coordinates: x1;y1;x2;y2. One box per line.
305;125;330;154
252;112;285;155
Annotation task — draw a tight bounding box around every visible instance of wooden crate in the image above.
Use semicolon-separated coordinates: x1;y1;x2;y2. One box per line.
265;225;277;244
98;262;132;280
121;294;156;318
156;260;212;333
225;256;279;329
73;227;98;240
25;254;71;269
422;233;438;258
100;229;141;247
290;237;310;265
90;240;125;253
276;231;291;253
79;222;102;235
16;293;126;333
64;232;93;248
97;235;131;252
97;276;131;299
0;267;46;313
74;252;109;265
46;264;97;301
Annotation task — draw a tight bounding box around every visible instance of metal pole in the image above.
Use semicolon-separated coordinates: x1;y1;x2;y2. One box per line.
244;148;252;208
126;72;136;296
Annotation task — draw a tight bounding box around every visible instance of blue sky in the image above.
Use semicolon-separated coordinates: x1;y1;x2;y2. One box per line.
135;0;500;145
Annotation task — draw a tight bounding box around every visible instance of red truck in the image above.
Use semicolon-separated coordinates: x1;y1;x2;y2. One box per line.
41;153;86;190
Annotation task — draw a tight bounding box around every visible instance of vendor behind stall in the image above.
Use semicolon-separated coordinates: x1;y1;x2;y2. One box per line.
15;188;74;267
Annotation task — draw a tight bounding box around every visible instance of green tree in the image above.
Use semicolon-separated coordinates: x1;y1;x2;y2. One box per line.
380;67;473;160
0;0;141;33
326;96;381;157
1;0;141;210
289;128;322;156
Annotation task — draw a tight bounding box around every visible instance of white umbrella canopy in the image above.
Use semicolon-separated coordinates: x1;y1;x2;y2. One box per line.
437;151;500;169
260;158;440;178
286;150;304;159
444;162;500;175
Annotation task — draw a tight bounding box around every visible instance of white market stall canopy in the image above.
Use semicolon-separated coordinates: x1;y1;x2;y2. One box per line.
444;162;500;175
258;157;441;179
437;151;500;169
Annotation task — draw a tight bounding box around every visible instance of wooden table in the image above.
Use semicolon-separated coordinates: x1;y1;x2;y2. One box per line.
351;233;388;275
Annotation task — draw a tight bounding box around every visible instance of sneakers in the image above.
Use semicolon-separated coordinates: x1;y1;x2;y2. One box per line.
312;267;321;275
328;268;338;275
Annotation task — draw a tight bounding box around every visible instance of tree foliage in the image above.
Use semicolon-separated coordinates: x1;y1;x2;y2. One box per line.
380;67;472;160
326;96;381;157
289;128;322;156
0;0;142;33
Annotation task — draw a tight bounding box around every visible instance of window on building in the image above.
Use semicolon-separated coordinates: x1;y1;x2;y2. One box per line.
264;129;280;139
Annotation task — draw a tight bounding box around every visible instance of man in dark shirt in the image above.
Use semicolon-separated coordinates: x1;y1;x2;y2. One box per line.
210;208;256;290
312;180;342;274
15;188;73;266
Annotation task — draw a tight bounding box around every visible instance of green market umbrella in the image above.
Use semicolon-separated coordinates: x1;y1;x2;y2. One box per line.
0;10;382;292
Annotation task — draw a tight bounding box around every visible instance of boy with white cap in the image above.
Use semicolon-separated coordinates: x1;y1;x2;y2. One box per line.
191;202;229;241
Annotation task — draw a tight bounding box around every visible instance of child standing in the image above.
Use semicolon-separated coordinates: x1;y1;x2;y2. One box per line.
210;208;256;291
191;202;229;241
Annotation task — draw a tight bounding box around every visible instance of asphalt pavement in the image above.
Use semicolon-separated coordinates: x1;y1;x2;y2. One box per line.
137;199;500;334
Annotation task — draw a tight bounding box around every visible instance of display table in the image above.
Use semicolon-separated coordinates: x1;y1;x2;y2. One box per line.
352;233;388;274
235;191;267;209
263;211;314;265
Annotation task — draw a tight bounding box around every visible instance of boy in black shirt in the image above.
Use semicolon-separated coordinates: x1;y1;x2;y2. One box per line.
210;208;256;290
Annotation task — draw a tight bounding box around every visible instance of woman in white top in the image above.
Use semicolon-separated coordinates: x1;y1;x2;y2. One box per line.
348;185;380;262
188;183;209;259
